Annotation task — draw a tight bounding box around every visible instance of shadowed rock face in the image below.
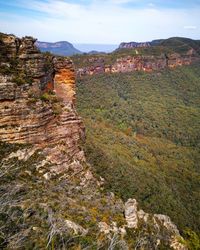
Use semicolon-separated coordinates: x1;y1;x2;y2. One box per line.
76;49;199;77
0;34;85;167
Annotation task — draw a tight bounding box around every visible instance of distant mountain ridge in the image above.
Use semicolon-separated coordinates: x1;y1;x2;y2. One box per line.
36;41;119;55
119;41;151;48
36;41;82;56
36;37;200;57
119;37;200;53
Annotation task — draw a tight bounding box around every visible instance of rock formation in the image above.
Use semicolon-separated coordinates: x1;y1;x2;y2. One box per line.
124;199;187;250
119;41;151;49
0;33;188;249
76;48;199;77
0;33;85;173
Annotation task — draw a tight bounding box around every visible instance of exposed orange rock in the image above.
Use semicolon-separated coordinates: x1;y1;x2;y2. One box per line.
76;51;200;77
0;34;85;172
53;57;76;104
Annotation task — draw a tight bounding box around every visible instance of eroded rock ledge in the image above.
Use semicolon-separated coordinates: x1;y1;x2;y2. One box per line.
0;33;85;169
76;49;200;77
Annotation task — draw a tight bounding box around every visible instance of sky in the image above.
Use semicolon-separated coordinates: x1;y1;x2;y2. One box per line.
0;0;200;44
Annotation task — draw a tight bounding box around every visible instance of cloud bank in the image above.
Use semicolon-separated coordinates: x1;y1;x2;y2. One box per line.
0;0;199;44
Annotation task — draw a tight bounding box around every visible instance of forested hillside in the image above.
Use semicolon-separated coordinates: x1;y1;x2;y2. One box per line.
77;64;200;237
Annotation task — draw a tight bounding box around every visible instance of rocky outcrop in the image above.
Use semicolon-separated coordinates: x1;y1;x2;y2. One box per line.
125;199;139;228
96;197;187;250
0;33;85;173
76;49;199;77
124;199;187;250
53;56;76;104
119;41;151;49
0;33;54;88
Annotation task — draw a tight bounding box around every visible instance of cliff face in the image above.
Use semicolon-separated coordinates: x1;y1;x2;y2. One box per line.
119;41;151;49
0;33;85;172
53;57;76;104
76;49;199;77
0;33;187;250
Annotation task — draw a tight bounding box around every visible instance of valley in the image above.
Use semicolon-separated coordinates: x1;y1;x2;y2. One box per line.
76;65;200;234
0;32;199;249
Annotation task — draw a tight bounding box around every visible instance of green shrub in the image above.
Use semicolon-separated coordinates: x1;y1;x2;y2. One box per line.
43;52;53;73
40;92;58;102
52;103;63;115
12;76;26;85
183;229;200;250
0;64;12;75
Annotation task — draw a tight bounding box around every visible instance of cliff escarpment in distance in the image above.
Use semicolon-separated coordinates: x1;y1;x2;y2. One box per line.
72;37;200;77
36;40;82;56
0;33;191;249
119;41;151;49
119;37;200;51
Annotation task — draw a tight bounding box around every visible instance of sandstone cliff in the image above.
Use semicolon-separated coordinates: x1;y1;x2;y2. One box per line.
119;41;151;49
0;34;85;172
76;49;199;77
0;33;187;249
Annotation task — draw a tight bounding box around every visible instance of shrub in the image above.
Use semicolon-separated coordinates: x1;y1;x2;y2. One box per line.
40;92;58;102
52;103;62;115
183;229;200;250
12;76;26;85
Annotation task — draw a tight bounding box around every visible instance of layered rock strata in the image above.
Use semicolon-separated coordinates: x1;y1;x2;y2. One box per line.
0;33;85;170
76;49;199;77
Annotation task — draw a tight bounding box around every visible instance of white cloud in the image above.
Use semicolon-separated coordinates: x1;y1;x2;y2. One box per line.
0;0;200;43
184;25;197;29
148;2;155;7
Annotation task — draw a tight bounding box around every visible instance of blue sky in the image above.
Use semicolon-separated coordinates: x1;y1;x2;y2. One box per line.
0;0;200;44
